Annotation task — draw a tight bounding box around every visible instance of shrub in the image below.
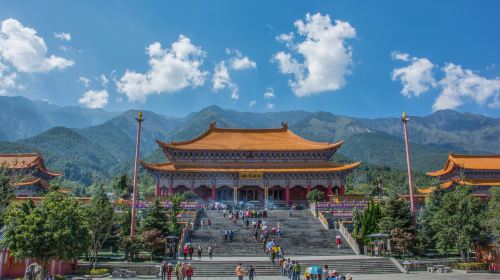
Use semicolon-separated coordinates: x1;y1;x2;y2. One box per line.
452;262;487;271
54;275;66;280
90;268;109;276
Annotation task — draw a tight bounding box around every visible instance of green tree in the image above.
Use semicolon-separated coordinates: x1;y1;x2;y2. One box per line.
83;185;114;268
143;199;168;233
2;192;88;279
113;174;131;199
431;187;486;260
417;186;446;252
167;194;183;235
182;191;198;201
485;187;500;245
352;201;382;245
140;229;165;261
379;195;415;255
307;189;326;203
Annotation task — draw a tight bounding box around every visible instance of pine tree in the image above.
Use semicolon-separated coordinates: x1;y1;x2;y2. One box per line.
143;199;168;234
353;201;382;245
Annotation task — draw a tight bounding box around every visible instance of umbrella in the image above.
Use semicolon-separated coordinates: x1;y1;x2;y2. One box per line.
266;241;275;250
306;266;323;275
367;233;389;239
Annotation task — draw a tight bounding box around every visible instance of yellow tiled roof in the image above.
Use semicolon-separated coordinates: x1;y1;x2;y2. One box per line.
426;153;500;177
157;123;343;151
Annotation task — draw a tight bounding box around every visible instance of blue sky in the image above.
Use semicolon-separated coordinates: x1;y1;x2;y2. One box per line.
0;0;499;118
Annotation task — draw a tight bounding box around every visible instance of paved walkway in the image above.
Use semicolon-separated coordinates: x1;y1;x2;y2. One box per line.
113;271;498;280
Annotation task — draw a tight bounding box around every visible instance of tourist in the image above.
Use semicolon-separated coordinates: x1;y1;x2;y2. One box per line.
188;246;194;260
175;262;182;280
270;250;276;267
287;260;293;279
207;219;211;227
289;209;292;217
183;245;188;260
179;263;186;280
161;261;167;280
280;257;287;275
197;245;202;259
247;265;256;280
167;263;173;280
185;264;193;280
292;261;301;280
253;230;259;242
229;230;234;242
224;229;228;241
335;235;342;249
208;245;213;259
346;274;352;280
322;265;329;280
235;263;246;280
223;209;227;218
245;219;250;229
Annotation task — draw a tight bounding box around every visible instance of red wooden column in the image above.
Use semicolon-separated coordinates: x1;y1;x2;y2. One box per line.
306;184;312;196
285;186;290;204
340;184;346;195
211;185;216;201
168;184;174;195
155;179;160;197
326;184;333;200
0;248;6;280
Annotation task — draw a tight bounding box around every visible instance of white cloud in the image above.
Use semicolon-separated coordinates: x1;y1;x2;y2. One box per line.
78;89;109;109
433;63;500;110
116;35;208;102
266;103;274;109
0;62;17;95
211;61;239;100
98;74;109;87
54;32;71;41
226;48;256;70
264;88;275;99
391;52;436;97
78;76;91;88
273;13;356;97
249;100;256;108
0;18;74;73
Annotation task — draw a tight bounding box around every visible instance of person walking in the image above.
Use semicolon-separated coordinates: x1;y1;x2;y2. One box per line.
197;245;202;259
188;246;194;260
229;230;234;242
247;265;256;280
175;262;182;280
161;261;167;280
292;261;301;280
185;264;193;280
207;245;213;259
270;250;276;267
235;263;246;280
224;229;228;241
166;263;173;280
183;245;188;260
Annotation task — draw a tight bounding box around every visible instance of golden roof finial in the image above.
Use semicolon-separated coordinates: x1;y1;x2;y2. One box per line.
401;112;407;122
137;111;143;121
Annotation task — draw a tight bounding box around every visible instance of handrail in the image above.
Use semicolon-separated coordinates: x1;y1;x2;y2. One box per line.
338;221;360;255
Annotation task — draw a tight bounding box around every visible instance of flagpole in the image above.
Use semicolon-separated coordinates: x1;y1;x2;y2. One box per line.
130;111;144;237
402;112;416;225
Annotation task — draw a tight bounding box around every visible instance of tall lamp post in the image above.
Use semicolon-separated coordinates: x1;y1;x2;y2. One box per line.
130;111;144;237
402;112;416;225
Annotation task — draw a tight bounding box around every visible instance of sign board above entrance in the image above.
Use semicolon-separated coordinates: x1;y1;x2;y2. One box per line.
239;172;264;180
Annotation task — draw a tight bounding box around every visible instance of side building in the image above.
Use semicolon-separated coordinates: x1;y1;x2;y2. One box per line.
141;122;361;205
419;153;500;200
0;153;61;198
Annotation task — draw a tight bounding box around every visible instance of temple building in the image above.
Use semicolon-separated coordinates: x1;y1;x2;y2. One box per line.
0;153;61;197
419;153;500;197
142;122;361;205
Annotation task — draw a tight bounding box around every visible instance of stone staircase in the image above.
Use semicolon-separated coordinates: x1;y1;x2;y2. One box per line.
186;258;402;277
189;210;354;256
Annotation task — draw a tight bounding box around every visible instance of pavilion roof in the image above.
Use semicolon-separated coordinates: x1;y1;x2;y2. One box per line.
157;122;343;151
141;161;361;173
418;178;500;194
426;153;500;177
0;153;61;177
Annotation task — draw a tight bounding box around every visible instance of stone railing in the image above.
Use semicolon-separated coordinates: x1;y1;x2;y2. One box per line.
338;221;360;255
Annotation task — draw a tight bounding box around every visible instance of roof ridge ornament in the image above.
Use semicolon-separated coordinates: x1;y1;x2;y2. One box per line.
209;121;217;129
281;122;288;130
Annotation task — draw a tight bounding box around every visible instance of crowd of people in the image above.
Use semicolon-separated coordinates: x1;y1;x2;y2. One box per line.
160;261;193;280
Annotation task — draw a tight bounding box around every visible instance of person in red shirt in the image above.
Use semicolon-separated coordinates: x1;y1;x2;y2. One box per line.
166;263;173;280
188;246;194;260
185;264;193;280
183;245;189;260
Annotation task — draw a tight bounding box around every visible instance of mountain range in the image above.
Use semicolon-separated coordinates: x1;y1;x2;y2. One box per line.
0;96;498;187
